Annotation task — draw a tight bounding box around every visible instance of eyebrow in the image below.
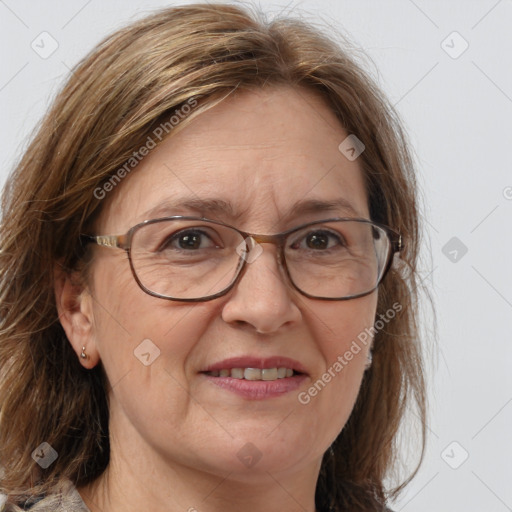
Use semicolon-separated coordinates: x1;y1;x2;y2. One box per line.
141;198;236;220
286;198;362;219
140;196;363;223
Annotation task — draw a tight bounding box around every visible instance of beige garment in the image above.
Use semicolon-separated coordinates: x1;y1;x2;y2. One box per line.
0;479;90;512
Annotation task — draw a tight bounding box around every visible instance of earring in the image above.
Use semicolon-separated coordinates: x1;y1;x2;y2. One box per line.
80;346;88;360
365;350;373;370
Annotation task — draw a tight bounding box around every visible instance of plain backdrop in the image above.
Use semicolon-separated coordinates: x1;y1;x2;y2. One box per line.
1;1;511;511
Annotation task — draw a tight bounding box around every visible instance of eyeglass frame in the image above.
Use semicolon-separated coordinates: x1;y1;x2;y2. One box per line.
80;215;403;302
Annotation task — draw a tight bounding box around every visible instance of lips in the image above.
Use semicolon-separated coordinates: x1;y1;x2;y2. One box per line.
200;356;308;399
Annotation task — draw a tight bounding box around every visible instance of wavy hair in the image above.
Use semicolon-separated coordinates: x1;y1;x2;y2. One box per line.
0;4;427;510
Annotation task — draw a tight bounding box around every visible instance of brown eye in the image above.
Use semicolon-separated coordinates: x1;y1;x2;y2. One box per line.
177;232;203;249
159;229;218;252
290;230;345;251
306;233;329;249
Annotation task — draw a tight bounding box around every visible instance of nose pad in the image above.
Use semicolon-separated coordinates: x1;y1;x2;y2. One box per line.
235;236;264;264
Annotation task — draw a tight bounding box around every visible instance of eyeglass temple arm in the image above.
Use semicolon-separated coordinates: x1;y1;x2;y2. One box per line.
80;234;129;250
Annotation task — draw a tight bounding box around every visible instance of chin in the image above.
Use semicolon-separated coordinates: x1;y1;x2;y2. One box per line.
205;444;313;479
198;425;321;477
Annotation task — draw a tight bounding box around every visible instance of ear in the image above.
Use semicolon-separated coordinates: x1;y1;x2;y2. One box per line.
54;263;100;369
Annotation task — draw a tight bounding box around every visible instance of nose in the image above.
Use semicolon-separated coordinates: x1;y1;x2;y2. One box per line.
221;243;302;334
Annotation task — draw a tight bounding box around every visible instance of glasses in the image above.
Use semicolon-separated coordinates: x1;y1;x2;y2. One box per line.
81;216;402;302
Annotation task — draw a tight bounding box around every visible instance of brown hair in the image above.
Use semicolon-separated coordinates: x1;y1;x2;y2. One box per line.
0;4;427;510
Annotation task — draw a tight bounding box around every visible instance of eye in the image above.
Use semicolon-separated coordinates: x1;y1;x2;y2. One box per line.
290;229;345;251
160;229;219;251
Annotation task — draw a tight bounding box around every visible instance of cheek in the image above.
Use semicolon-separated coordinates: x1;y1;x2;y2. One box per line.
89;256;214;392
299;294;377;437
307;293;377;360
89;258;223;446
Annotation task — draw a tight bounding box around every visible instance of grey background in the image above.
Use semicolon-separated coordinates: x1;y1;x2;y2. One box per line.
1;1;511;510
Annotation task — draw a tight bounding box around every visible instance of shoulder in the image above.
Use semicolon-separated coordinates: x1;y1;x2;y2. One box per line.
0;480;90;512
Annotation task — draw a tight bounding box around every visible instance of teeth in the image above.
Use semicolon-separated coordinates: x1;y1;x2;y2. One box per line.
261;368;278;381
244;368;261;381
207;367;296;381
231;368;244;379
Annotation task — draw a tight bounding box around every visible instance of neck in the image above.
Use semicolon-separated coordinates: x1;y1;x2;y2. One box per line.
78;421;321;512
79;458;320;512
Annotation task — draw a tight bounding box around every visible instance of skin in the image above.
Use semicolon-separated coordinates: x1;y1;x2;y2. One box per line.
56;86;377;512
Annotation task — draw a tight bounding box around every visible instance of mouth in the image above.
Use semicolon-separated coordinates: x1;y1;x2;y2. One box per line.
200;356;308;400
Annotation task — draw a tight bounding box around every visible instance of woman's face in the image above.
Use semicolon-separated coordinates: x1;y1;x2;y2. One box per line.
78;86;377;480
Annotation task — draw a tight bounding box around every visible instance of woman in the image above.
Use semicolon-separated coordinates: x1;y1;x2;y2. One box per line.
0;4;426;511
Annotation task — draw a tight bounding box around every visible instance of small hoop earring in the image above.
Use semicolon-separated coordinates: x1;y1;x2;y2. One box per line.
80;346;88;360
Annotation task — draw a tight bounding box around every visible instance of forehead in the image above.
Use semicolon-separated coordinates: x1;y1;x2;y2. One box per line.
99;86;369;233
